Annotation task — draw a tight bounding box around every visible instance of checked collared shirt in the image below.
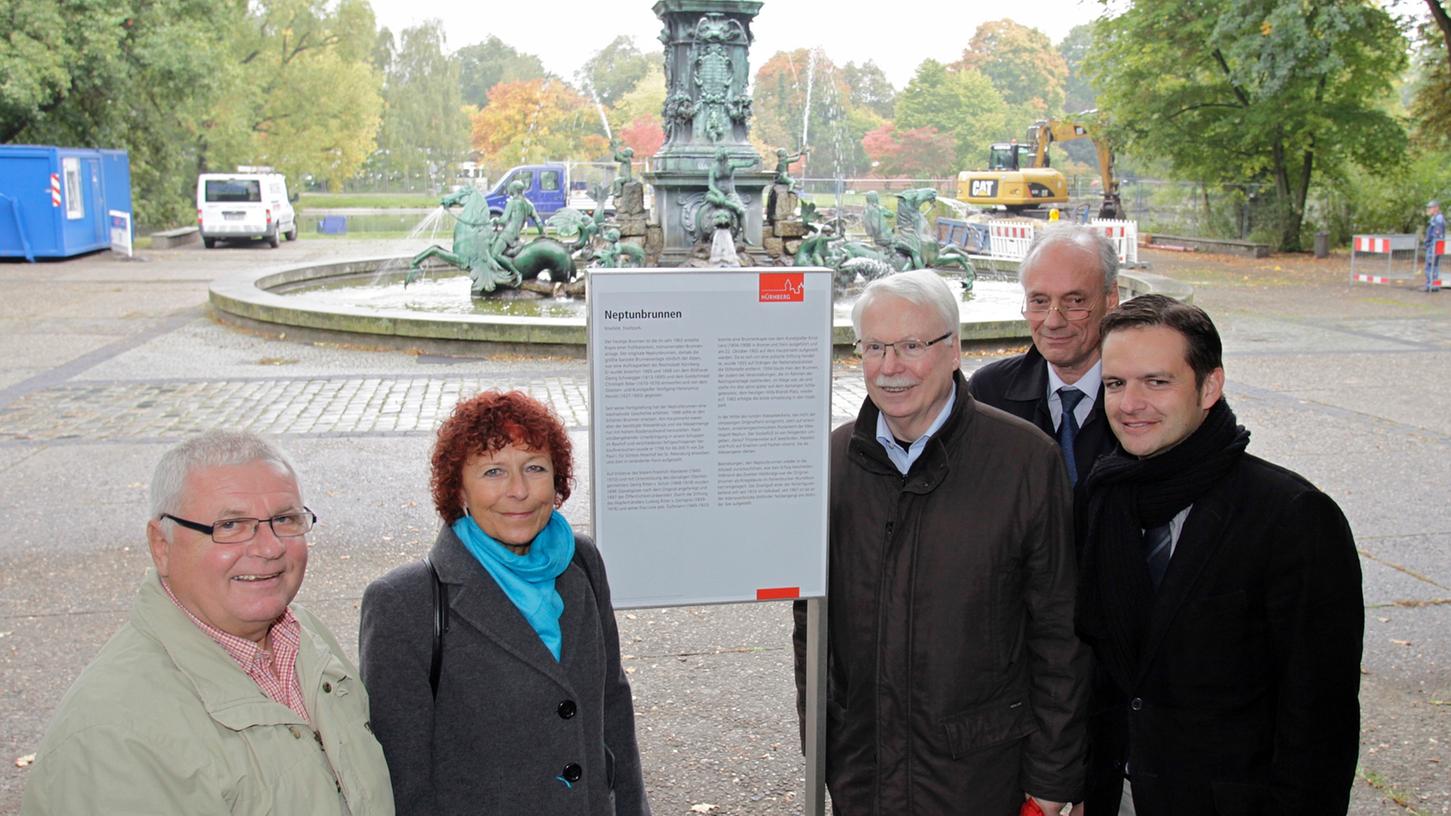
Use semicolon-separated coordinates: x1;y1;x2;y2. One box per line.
160;577;310;723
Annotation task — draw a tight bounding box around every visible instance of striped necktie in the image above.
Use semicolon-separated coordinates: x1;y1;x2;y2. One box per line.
1144;523;1173;590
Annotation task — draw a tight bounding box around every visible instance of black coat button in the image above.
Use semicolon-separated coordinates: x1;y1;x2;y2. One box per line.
1130;697;1143;711
562;763;582;782
558;699;577;719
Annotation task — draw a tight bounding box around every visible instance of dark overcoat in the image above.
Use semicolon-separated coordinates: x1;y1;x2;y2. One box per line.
966;345;1118;485
1077;454;1364;815
360;528;649;816
793;371;1090;814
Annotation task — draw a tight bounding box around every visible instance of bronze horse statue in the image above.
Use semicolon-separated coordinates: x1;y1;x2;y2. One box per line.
406;187;576;296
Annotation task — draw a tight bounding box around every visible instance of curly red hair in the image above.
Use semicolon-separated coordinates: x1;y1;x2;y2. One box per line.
431;391;574;523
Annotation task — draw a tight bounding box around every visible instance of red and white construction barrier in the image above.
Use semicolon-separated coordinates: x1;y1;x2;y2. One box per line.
1350;233;1418;285
1354;235;1393;253
987;221;1036;261
49;173;61;207
1091;218;1139;264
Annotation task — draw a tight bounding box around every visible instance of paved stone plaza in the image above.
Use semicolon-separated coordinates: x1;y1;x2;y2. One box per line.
1;239;1447;814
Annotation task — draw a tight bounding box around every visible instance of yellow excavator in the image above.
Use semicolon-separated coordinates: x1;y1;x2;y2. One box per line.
956;112;1125;219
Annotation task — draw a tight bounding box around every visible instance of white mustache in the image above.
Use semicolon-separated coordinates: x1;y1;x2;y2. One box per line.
873;376;918;389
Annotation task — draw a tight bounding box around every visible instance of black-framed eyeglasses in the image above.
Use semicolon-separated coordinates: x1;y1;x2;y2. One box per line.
854;332;954;360
159;508;317;544
1021;298;1094;321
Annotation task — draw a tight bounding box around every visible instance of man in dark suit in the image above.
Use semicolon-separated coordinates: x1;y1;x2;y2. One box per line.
1077;294;1364;815
968;225;1121;486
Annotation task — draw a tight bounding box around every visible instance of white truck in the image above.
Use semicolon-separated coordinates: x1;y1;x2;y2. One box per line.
196;170;297;248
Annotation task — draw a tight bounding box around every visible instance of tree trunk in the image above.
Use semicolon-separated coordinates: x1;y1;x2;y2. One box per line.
1428;0;1451;77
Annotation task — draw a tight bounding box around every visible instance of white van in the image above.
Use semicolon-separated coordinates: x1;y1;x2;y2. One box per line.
196;172;297;248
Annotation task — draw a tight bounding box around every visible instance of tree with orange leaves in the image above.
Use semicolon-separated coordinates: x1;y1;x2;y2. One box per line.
470;79;609;176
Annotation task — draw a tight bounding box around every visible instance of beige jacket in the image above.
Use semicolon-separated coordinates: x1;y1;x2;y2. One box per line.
22;569;394;815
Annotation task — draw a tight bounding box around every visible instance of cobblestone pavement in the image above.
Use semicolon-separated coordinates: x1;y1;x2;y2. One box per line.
0;372;870;442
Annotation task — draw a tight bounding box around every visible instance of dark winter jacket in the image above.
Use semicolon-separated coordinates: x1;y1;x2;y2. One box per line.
360;528;649;816
794;370;1090;814
1077;451;1364;815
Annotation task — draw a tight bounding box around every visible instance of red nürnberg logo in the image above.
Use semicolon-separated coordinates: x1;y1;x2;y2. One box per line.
759;272;804;302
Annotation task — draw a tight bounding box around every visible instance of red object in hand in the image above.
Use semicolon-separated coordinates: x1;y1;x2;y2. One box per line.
1020;799;1047;816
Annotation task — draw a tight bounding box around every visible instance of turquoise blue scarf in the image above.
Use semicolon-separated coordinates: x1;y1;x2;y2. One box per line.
452;510;575;661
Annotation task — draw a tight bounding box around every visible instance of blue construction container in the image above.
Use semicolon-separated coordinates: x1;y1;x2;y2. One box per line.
0;145;133;261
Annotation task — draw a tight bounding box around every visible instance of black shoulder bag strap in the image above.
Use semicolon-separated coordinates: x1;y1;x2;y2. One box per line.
423;554;449;699
424;546;593;699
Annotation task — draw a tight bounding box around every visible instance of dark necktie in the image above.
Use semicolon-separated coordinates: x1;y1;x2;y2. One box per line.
1056;387;1084;485
1144;523;1173;591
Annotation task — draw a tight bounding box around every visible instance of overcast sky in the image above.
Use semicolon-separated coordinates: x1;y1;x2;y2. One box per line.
366;0;1110;89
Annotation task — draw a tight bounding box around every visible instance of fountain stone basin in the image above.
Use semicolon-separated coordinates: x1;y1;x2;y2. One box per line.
208;256;1046;356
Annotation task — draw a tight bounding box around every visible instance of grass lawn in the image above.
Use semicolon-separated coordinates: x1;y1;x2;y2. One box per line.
297;191;441;209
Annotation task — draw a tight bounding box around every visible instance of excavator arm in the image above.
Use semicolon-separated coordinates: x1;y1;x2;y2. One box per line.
1028;112;1124;219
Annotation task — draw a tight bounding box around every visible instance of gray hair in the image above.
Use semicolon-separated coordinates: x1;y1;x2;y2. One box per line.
1018;224;1119;294
150;430;300;525
851;269;960;344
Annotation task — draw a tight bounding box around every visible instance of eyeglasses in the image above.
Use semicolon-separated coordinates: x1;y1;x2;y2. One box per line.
159;508;317;544
1021;298;1095;321
854;332;954;360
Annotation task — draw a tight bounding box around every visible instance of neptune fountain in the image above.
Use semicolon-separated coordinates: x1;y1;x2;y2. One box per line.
209;0;1076;353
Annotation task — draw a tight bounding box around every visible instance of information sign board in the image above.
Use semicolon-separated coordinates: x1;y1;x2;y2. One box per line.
588;267;833;609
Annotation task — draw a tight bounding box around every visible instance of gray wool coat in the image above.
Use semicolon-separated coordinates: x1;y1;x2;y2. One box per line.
359;527;649;816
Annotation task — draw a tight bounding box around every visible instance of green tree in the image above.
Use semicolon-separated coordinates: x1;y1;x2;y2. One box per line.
204;0;383;190
957;19;1068;127
1089;0;1407;250
895;60;1009;169
455;36;550;108
841;61;897;118
1056;24;1101;170
608;63;666;139
1411;19;1451;151
1427;0;1451;75
578;36;652;108
1059;24;1097;114
372;21;471;191
1;0;236;226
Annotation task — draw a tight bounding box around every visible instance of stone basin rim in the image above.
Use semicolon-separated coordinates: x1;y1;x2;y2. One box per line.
207;254;1187;355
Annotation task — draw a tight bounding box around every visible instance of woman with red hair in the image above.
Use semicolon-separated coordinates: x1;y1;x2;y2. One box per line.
360;391;649;815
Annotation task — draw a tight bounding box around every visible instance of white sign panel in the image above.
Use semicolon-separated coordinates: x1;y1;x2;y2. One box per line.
589;267;833;609
108;210;133;257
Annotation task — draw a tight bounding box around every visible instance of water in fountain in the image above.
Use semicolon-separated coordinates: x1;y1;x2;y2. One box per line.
361;205;452;285
801;49;817;151
936;196;975;220
585;80;613;143
795;49;853;236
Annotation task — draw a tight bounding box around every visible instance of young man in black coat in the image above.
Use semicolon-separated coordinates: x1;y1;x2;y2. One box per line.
1077;294;1364;815
968;225;1122;487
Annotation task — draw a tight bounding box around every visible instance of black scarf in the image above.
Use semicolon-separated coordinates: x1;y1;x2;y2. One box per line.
1078;399;1250;667
1083;397;1250;528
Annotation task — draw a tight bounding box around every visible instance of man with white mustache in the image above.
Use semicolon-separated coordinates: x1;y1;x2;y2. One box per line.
794;270;1089;815
23;430;394;815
